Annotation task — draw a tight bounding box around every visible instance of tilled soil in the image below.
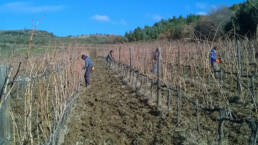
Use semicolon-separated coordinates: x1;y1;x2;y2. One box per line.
61;58;249;145
62;58;164;145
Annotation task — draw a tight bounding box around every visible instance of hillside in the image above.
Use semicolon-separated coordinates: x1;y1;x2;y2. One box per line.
0;30;126;56
124;0;258;41
0;30;56;44
0;30;125;46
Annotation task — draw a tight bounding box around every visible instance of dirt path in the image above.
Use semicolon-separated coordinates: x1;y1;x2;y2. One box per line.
61;58;182;145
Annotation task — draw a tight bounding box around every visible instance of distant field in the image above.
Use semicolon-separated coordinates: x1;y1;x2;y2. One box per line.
0;43;58;57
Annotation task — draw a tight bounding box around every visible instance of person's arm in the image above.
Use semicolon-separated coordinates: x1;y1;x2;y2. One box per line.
85;59;89;68
110;54;113;61
210;50;216;62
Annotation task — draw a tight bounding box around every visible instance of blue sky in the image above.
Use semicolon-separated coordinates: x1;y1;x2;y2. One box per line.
0;0;246;36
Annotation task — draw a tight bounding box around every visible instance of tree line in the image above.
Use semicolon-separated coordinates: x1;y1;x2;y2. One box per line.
124;0;258;42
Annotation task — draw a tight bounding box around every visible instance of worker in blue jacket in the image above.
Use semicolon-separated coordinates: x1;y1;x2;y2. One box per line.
81;54;93;87
106;50;113;68
210;46;220;78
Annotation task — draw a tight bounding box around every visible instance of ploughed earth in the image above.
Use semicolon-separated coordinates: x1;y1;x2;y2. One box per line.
60;58;250;145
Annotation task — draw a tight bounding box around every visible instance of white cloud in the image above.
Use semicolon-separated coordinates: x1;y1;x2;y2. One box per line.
91;14;110;22
152;14;163;21
145;14;163;21
197;11;207;15
0;2;64;13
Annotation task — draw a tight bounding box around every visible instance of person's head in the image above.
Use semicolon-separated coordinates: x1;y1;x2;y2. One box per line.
213;46;217;50
110;50;113;54
81;54;87;60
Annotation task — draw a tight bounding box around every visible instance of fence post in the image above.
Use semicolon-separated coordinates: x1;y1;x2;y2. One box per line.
157;48;161;107
167;89;171;111
237;41;242;76
218;109;225;145
144;76;147;91
151;79;153;100
0;65;11;144
176;87;181;124
248;120;257;145
129;47;133;83
236;41;242;95
134;71;137;89
250;76;256;104
122;65;125;78
122;64;127;79
0;66;9;100
125;66;128;79
132;70;135;86
119;47;121;63
140;75;143;90
125;65;128;78
195;99;200;133
220;69;223;83
177;45;181;73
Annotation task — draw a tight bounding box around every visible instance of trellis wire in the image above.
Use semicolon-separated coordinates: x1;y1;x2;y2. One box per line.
101;45;257;145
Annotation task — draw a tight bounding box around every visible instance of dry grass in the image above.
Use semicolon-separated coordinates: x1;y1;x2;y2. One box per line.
0;43;93;144
0;38;256;144
97;39;257;115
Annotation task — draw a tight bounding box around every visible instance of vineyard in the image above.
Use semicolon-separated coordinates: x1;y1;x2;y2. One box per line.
0;44;91;145
0;39;257;145
96;39;258;145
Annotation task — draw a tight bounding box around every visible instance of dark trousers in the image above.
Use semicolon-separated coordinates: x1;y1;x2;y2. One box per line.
84;68;91;86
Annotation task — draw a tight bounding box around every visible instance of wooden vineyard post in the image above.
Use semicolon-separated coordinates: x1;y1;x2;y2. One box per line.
237;41;242;75
176;87;181;124
167;89;171;111
129;47;132;83
134;72;137;89
131;70;134;86
0;66;8;100
0;66;11;144
123;65;127;79
126;66;129;79
218;110;225;145
145;76;149;94
250;76;256;105
119;62;121;73
151;79;153;100
126;66;129;80
195;99;200;133
247;120;258;145
157;48;161;107
177;45;181;73
125;66;128;79
236;41;242;95
208;73;210;86
140;76;144;93
140;75;143;90
119;47;121;64
123;65;125;78
143;76;147;91
251;43;256;63
220;69;223;83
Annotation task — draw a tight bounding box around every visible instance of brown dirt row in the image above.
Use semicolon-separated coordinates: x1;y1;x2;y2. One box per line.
60;58;250;145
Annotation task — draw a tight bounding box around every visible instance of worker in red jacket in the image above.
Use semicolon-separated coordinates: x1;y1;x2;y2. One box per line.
210;46;221;78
